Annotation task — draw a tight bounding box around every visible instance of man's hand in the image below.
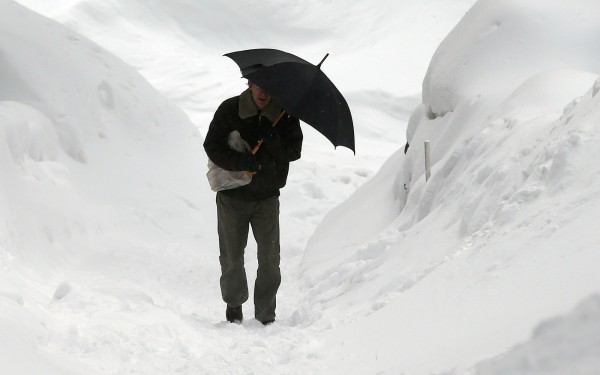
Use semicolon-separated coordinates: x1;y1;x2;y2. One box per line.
238;152;260;173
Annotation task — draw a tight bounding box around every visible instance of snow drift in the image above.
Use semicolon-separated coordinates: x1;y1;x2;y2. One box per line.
474;293;600;375
302;0;600;373
1;1;209;372
0;0;208;275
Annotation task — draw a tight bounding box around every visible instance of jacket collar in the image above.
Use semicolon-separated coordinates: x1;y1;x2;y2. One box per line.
239;88;283;123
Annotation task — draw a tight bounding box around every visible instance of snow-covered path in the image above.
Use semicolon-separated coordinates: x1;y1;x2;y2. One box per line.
38;237;328;374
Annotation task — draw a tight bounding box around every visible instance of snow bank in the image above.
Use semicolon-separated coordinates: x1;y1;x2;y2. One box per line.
422;0;600;118
1;2;209;371
302;0;600;373
0;0;208;268
474;294;600;375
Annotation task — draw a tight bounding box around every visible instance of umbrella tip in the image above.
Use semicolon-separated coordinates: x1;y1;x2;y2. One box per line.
316;53;330;69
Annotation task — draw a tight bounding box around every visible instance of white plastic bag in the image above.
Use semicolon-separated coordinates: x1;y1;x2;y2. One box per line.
206;131;252;192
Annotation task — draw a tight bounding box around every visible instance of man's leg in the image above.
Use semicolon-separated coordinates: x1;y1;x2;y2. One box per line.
250;196;281;324
217;193;251;310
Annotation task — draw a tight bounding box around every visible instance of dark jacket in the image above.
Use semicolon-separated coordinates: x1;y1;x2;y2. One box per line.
204;89;303;201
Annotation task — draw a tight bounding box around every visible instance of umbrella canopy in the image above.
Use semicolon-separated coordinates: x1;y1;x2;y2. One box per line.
225;48;355;153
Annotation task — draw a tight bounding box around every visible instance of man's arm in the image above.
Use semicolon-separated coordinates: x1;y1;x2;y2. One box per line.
261;116;303;162
282;117;303;162
204;100;256;172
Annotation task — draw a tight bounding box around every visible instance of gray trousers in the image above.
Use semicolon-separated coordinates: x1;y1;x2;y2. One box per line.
216;192;281;322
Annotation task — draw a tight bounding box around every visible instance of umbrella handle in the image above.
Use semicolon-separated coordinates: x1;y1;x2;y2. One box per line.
251;140;264;155
251;110;286;155
272;110;287;127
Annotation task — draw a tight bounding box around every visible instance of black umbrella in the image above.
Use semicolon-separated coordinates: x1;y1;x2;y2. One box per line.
225;48;355;153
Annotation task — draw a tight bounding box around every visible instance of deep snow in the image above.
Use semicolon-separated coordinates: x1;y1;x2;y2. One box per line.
3;0;600;374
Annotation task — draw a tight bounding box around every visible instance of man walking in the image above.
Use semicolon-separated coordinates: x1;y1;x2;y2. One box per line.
204;82;303;325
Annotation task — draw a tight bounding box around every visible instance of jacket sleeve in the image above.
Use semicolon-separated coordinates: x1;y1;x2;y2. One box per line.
264;115;302;162
282;116;303;162
203;100;245;171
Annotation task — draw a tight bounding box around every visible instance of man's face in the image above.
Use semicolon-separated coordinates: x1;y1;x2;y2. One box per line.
249;82;271;109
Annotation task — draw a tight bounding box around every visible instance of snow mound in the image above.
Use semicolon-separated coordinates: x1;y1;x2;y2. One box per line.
1;0;209;266
475;294;600;375
422;0;600;118
1;2;210;371
301;0;600;373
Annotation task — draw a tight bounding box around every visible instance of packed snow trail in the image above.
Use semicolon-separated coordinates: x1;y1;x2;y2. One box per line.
39;237;331;374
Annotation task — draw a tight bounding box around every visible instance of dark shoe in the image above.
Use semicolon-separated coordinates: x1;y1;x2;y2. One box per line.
259;319;275;326
226;305;243;323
